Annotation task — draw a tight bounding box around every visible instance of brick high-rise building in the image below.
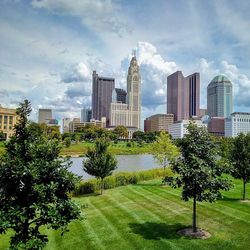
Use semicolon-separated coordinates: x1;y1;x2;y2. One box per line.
92;71;115;125
167;71;200;121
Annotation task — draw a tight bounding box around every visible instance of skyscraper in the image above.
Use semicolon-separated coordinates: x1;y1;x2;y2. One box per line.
112;88;127;104
81;108;92;122
110;55;141;129
38;109;52;124
92;71;115;125
167;71;200;121
127;56;141;128
207;75;233;118
186;73;200;118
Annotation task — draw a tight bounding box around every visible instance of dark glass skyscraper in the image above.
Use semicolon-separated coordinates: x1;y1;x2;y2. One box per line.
92;71;115;125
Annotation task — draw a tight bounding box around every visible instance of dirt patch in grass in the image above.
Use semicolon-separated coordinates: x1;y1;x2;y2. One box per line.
178;228;211;239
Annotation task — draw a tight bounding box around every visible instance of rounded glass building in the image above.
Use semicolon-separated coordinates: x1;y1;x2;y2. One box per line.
207;75;233;118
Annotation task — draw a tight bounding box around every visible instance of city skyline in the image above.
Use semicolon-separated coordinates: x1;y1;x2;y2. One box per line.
0;0;250;123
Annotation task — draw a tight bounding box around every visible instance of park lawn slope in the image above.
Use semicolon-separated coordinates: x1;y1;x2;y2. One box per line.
1;178;249;250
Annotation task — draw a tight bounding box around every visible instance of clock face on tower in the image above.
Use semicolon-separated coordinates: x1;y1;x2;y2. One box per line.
133;75;138;81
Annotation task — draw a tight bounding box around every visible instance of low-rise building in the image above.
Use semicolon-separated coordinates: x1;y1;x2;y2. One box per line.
0;107;17;139
208;117;225;136
144;114;174;132
225;112;250;137
69;117;106;133
169;120;207;139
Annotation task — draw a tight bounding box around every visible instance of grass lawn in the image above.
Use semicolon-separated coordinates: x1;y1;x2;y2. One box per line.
1;178;249;250
60;141;152;156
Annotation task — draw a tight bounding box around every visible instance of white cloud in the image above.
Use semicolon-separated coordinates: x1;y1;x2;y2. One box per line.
31;0;130;37
135;41;177;108
62;62;91;83
198;58;250;109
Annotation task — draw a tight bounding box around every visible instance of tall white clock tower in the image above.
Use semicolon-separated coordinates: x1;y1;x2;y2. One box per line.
127;56;141;129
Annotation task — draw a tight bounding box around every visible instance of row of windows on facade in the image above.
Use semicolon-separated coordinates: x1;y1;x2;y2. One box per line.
0;115;14;129
233;118;250;122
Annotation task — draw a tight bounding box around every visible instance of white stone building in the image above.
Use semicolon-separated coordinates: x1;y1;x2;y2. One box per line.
110;55;141;130
169;120;207;139
225;112;250;137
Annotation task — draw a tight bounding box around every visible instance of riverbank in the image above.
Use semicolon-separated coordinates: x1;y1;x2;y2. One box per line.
60;141;153;157
0;141;153;157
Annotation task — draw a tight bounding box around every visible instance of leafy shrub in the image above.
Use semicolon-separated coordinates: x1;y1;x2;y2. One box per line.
73;168;173;196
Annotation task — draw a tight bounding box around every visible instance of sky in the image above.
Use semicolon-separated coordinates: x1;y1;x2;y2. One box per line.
0;0;250;126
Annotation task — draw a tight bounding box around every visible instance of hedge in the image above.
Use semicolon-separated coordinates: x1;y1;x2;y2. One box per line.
73;168;173;195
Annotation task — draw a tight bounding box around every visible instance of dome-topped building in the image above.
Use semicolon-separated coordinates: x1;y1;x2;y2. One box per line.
207;74;233;118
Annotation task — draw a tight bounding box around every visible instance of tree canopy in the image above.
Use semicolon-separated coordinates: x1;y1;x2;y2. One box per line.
229;133;250;200
166;122;231;233
113;125;129;139
0;100;81;249
83;139;117;194
151;132;179;169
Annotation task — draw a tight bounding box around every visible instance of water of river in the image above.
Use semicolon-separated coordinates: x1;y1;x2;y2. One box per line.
70;154;160;180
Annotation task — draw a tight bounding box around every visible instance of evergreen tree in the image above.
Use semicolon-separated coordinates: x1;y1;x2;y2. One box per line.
83;139;117;194
166;122;231;233
0;100;81;249
229;133;250;200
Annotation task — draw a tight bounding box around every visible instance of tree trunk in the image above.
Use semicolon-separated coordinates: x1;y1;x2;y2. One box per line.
243;179;246;200
101;178;104;195
193;191;197;232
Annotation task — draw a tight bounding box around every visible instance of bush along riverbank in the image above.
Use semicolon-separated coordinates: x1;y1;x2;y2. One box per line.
73;168;172;195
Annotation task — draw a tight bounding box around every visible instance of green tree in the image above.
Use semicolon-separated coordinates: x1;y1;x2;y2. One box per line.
166;123;231;233
132;131;145;142
0;131;5;140
64;137;71;148
229;133;250;200
83;139;117;194
151;132;179;170
0;100;81;249
113;125;129;139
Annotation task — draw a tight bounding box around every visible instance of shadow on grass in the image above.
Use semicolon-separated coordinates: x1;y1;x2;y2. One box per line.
129;222;186;240
219;196;241;202
74;192;101;198
134;183;162;187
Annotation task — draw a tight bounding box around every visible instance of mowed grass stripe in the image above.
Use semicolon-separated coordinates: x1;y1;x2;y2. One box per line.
133;185;192;216
1;179;250;250
154;185;250;225
86;196;137;249
88;195;146;250
107;189;186;250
